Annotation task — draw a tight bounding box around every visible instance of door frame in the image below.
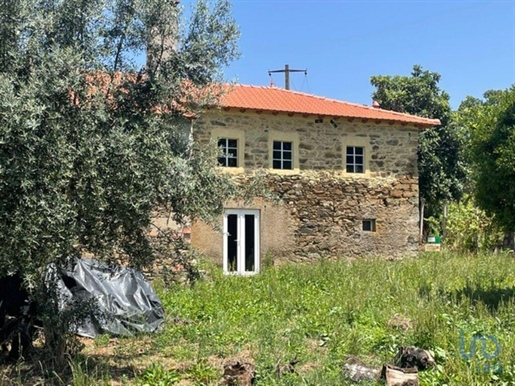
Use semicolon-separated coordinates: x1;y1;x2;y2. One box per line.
222;209;261;275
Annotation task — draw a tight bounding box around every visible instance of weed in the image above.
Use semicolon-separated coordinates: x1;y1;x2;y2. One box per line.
135;363;181;386
5;253;515;385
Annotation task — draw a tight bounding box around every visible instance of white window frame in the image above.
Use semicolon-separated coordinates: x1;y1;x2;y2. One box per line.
268;131;300;175
218;138;239;168
346;146;365;174
211;128;245;174
223;209;261;276
272;140;293;170
342;136;371;177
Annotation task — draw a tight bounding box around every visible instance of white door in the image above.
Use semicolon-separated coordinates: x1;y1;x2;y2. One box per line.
223;209;260;275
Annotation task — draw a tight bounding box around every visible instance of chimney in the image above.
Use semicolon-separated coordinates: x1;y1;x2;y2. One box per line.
146;0;180;71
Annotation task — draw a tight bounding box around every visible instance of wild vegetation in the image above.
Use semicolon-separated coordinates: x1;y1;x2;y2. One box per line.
0;0;244;365
2;252;515;385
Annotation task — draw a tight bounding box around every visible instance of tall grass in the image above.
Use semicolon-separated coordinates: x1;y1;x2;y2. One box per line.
154;252;515;385
5;253;515;385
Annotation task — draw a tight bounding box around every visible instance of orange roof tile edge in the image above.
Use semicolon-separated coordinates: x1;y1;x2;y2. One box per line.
218;84;440;128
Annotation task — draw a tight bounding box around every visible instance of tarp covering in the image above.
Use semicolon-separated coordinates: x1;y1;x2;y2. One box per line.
58;258;165;338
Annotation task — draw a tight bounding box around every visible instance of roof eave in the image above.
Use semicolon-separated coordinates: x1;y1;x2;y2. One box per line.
216;105;441;128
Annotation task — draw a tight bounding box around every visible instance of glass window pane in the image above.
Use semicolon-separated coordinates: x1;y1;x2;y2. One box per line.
356;165;364;173
355;147;364;155
273;141;281;150
283;151;292;160
346;146;354;155
363;219;376;232
356;155;363;165
228;139;237;148
228;148;237;157
273;160;282;169
228;158;237;167
283;142;292;151
283;161;292;170
218;157;227;167
227;214;238;271
218;139;226;147
244;215;255;272
273;151;282;160
346;165;354;173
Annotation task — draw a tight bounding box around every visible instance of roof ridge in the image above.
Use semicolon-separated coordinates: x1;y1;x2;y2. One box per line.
227;84;439;124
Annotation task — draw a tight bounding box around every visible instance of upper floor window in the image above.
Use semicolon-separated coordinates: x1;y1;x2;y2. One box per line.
272;141;293;170
346;146;364;173
218;138;238;167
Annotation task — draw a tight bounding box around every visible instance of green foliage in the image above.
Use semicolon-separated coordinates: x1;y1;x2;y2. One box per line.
468;86;515;231
6;253;515;384
185;360;219;385
370;65;451;125
67;359;111;386
0;0;243;365
453;89;507;193
135;363;181;386
437;196;503;252
371;65;467;210
148;253;515;385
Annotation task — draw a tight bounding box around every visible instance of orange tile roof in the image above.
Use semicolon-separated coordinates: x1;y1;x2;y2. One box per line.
218;85;440;128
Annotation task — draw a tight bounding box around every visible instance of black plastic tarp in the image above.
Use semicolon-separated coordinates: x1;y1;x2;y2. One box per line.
57;258;165;338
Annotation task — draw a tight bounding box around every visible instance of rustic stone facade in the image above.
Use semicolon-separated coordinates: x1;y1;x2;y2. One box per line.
190;109;421;262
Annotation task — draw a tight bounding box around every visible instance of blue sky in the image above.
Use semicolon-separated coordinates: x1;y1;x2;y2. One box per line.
183;0;515;110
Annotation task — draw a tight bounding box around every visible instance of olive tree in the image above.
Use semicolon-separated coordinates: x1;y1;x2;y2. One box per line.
0;0;242;364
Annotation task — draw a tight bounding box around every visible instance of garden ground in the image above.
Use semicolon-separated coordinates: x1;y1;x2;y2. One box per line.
2;252;515;385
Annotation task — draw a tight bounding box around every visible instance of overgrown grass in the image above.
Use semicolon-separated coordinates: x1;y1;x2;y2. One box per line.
152;252;515;385
4;252;515;385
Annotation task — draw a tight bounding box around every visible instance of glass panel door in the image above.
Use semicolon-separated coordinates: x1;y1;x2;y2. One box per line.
223;210;260;275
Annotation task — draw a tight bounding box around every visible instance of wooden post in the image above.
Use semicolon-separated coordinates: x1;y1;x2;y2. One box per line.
285;64;290;90
442;200;448;241
268;65;307;91
419;199;425;242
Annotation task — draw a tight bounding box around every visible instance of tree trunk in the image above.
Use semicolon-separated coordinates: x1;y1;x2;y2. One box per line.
43;320;68;369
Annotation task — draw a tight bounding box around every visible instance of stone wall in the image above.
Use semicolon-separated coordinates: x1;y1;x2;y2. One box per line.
267;173;419;259
192;173;419;261
190;109;421;261
194;110;420;177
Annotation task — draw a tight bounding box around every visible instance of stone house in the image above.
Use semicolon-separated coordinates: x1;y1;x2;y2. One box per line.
189;85;439;274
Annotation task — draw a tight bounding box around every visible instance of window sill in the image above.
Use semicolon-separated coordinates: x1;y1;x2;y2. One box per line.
267;168;300;176
341;170;371;178
216;166;245;175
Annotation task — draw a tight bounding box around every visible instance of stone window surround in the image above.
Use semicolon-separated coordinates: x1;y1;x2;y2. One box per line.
346;146;365;174
268;130;300;175
272;140;293;170
342;135;371;177
218;138;238;167
211;127;245;174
